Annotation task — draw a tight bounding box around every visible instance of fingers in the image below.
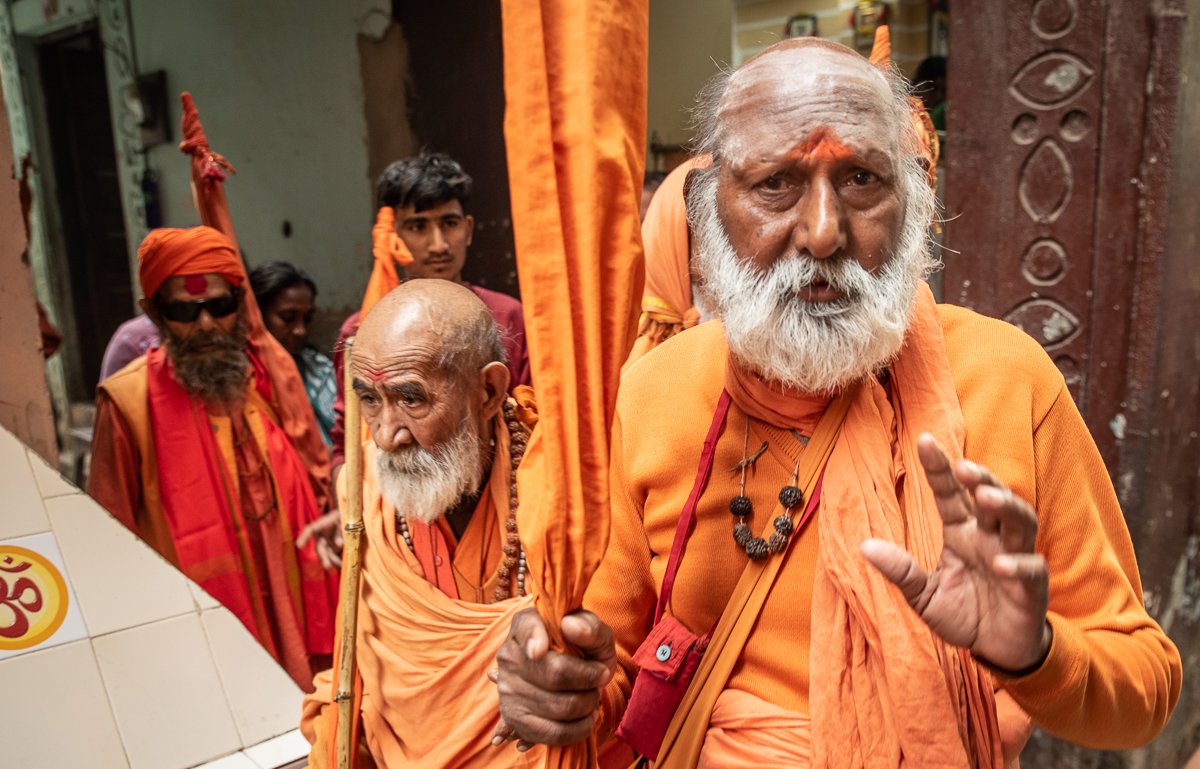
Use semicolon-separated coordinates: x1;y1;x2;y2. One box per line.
917;434;973;526
978;485;1038;554
861;538;934;612
493;608;606;750
512;607;551;661
295;522;314;548
993;552;1048;584
561;612;617;679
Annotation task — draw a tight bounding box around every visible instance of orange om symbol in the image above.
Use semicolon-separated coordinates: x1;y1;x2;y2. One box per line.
0;558;44;639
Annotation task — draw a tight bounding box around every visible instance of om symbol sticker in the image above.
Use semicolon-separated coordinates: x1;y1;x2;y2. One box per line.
0;545;69;651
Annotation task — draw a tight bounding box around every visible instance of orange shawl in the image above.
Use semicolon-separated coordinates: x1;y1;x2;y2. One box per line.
501;2;647;767
624;155;710;369
658;286;1003;769
178;93;332;510
305;408;544;768
807;285;1002;768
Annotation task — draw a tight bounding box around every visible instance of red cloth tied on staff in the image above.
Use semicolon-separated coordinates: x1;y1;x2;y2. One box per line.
501;1;647;767
177;93;332;512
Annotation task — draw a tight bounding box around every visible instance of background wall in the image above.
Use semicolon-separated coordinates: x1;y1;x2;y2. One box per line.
646;0;732;165
130;0;382;317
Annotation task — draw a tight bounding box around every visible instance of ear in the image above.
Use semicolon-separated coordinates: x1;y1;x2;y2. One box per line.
464;213;475;248
477;360;509;420
139;297;162;327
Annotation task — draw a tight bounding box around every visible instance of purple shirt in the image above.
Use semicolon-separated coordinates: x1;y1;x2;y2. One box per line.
99;314;160;382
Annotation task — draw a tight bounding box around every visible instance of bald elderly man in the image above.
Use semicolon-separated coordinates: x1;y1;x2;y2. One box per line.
301;281;541;769
494;37;1180;767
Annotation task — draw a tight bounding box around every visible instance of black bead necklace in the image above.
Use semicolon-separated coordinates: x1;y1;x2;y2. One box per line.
730;418;804;561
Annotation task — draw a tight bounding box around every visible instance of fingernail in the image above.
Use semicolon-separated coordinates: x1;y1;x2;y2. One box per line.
526;640;538;658
491;736;504;746
516;744;530;753
977;486;1001;504
994;554;1017;575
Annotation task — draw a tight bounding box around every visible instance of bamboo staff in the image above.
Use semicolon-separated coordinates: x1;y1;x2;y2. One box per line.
335;337;365;769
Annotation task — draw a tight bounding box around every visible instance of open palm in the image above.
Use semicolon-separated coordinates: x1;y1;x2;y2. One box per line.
861;433;1051;673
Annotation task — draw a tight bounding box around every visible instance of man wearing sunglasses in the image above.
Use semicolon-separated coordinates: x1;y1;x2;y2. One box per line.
89;226;339;691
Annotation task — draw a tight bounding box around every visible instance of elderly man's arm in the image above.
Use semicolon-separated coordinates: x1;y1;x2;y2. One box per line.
997;385;1180;748
89;392;144;532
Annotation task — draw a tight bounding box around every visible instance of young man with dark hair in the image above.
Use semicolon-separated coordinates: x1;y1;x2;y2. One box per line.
327;152;530;473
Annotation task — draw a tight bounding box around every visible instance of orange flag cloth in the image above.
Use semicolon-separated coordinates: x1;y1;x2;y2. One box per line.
500;1;647;767
623;155;710;370
178;93;332;510
361;206;414;319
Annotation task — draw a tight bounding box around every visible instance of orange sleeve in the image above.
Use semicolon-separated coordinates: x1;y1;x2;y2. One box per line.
88;391;143;533
583;409;657;739
998;384;1181;748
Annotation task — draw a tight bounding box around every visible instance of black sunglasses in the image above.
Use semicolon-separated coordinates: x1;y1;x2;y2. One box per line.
157;288;241;323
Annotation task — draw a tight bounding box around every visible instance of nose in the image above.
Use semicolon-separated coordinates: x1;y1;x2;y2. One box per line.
371;405;414;453
794;178;846;260
292;319;308;339
195;309;219;332
428;223;449;254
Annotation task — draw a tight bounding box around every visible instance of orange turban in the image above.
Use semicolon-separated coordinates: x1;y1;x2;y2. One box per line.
137;226;244;300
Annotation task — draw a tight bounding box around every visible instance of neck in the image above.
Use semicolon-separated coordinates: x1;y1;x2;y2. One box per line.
443;463;490;539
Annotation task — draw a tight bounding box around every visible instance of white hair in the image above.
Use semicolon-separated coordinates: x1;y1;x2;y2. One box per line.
688;52;938;394
375;418;490;524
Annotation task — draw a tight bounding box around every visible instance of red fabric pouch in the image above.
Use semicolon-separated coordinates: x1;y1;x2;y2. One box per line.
615;614;711;759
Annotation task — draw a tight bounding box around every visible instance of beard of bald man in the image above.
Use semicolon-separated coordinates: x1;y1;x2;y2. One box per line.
162;315;250;404
375;414;492;525
689;143;936;395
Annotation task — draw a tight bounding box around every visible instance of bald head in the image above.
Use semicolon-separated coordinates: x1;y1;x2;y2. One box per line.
356;280;505;382
696;38;912;167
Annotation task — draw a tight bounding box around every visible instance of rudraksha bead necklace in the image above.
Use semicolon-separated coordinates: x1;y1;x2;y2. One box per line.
730;418;804;561
396;399;527;601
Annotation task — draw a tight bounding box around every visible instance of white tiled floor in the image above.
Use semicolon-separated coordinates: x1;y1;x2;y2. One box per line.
45;492;196;636
26;446;79;498
241;729;310;769
0;425;51;540
0;640;129;768
200;607;304;747
94;614;242;769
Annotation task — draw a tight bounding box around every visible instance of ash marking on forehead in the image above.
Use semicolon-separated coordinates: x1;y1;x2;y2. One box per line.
716;42;902;164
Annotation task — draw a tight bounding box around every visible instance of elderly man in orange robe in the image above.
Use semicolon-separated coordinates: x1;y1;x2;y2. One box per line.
300;280;540;768
493;38;1181;768
90;226;338;690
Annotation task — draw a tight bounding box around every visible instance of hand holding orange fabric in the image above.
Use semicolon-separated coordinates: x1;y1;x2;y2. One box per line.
861;433;1052;673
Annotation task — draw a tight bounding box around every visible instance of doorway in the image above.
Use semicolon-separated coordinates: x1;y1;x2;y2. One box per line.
37;26;132;396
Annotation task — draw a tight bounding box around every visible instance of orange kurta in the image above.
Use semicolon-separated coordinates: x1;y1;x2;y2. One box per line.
302;408;542;769
90;355;335;689
587;303;1180;761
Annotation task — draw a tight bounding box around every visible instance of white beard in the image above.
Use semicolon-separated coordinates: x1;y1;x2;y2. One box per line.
375;419;489;524
691;169;935;394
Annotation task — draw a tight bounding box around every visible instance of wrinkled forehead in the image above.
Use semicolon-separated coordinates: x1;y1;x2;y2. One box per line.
717;46;903;163
350;302;443;374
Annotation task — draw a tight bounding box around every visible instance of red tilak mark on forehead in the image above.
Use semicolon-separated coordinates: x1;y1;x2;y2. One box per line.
183;275;208;295
787;126;854;165
360;367;389;384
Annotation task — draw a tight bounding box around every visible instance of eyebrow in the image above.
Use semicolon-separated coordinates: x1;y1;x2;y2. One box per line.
402;213;463;225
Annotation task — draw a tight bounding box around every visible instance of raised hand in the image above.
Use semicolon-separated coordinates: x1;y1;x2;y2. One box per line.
491;608;616;750
860;433;1051;673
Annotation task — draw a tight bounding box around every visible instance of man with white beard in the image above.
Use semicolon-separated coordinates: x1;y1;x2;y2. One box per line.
300;280;542;768
493;37;1179;768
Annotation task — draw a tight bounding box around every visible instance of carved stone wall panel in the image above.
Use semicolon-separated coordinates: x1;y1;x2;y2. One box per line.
945;0;1103;459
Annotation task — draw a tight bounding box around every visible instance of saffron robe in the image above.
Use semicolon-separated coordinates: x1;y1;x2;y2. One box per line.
301;407;543;769
90;352;337;690
587;306;1181;764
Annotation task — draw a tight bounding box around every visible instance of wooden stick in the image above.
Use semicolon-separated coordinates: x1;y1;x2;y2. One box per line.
335;337;365;769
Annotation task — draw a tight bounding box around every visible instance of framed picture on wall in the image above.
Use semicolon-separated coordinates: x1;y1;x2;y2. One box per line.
785;14;818;38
